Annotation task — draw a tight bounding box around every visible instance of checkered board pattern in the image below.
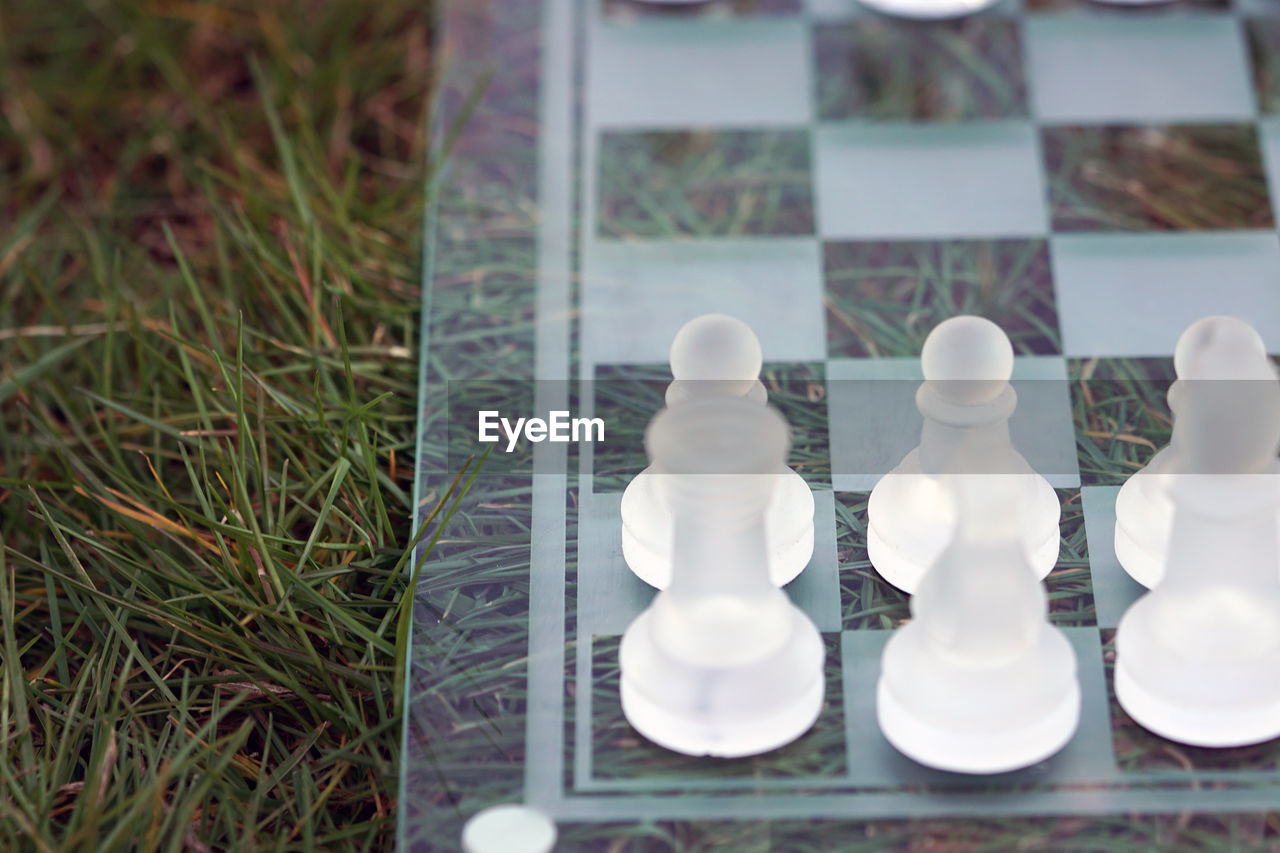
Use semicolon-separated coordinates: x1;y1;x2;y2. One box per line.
406;0;1280;847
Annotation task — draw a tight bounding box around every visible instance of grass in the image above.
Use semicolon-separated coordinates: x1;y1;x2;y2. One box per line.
403;471;535;847
1069;357;1176;487
823;239;1061;358
589;364;672;492
814;19;1027;122
597;129;815;239
1042;125;1273;233
2;1;435;849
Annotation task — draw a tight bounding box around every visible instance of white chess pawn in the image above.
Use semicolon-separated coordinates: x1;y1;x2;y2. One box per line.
1114;315;1271;588
1114;336;1280;747
461;805;556;853
621;314;815;589
619;396;826;757
867;316;1060;593
877;473;1081;774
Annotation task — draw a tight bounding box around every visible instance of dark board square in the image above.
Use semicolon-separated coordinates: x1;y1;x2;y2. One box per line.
836;490;1095;632
590;361;830;492
590;363;670;494
598;129;815;239
814;19;1028;122
835;492;911;630
1068;357;1174;488
1102;630;1280;774
765;361;831;489
823;239;1061;359
602;0;801;18
1042;124;1273;232
589;633;847;782
1247;18;1280;114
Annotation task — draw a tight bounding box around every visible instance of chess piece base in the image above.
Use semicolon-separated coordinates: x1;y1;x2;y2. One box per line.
876;625;1080;774
619;602;825;758
1115;659;1280;748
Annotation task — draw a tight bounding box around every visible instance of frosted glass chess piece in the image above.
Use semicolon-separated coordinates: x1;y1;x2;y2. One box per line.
867;316;1060;593
619;396;826;757
876;473;1081;774
1114;315;1271;588
1113;337;1280;747
854;0;1002;20
621;313;815;589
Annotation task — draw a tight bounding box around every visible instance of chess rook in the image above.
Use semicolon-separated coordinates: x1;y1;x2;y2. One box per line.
877;473;1081;774
1114;315;1271;588
621;313;815;589
619;396;825;758
867;316;1060;593
1114;331;1280;747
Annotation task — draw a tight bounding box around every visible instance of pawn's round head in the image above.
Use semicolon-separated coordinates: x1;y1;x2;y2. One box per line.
920;315;1014;405
669;314;763;388
1174;315;1267;379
